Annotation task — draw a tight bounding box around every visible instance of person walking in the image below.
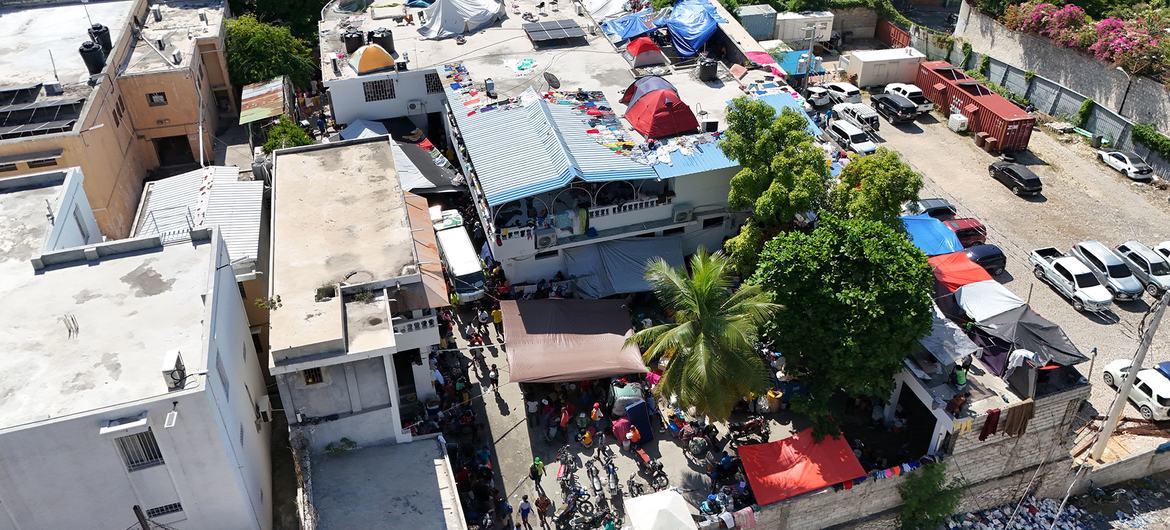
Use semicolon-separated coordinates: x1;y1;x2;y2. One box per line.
534;493;552;529
519;495;533;530
529;457;546;494
477;307;492;336
488;364;500;394
491;304;504;340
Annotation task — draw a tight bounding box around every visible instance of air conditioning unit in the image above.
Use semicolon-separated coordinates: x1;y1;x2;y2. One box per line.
257;395;273;423
161;349;186;391
672;206;694;223
535;228;557;249
407;100;424;113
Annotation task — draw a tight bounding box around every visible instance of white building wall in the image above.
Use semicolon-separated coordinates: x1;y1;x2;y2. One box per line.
43;168;103;250
325;68;448;126
0;232;271;530
670;166;737;215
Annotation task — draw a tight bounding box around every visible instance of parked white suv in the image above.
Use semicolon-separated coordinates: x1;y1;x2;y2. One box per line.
1102;359;1170;421
885;83;934;114
824;82;861;104
827;120;876;155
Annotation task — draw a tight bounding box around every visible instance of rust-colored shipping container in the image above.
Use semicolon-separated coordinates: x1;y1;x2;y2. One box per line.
914;61;1036;151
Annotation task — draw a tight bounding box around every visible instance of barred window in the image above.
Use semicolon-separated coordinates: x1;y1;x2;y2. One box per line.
363;79;395;102
26;158;58;168
424;72;443;94
146;503;183;517
0;163;16;172
215;354;229;401
303;367;324;385
115;430;165;471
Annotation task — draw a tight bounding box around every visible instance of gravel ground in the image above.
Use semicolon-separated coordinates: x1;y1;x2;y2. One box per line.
868;104;1170;423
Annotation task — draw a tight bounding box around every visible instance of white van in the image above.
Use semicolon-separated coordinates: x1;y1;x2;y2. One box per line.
435;211;486;303
827;120;877;155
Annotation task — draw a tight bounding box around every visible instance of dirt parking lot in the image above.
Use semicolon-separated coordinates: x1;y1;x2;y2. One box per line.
866;102;1170;420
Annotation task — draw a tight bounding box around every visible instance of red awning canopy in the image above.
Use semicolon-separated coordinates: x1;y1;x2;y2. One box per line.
928;251;992;293
738;429;865;506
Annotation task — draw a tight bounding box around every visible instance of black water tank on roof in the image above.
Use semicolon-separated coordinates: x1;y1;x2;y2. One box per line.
79;41;106;76
369;28;395;54
697;58;718;82
342;31;365;54
89;23;113;53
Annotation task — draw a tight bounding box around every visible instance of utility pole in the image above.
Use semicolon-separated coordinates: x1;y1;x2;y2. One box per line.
1089;293;1167;461
132;505;151;529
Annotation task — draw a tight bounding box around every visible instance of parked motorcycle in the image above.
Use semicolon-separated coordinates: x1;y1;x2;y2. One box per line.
564;509;616;530
632;447;669;491
728;415;769;446
586;461;604;498
602;452;620;495
626;474;646;498
561;482;594;517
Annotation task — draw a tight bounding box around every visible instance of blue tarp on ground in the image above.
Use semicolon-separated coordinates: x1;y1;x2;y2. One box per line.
901;215;963;256
600;8;657;41
776;50;826;78
656;0;722;57
625;399;655;444
755;92;823;138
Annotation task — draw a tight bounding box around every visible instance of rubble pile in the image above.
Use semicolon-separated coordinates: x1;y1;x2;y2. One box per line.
946;496;1087;530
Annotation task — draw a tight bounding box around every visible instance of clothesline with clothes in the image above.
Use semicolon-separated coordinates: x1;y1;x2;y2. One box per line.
832;454;945;491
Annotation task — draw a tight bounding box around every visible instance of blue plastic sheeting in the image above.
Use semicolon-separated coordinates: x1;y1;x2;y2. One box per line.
776;50;826;77
1157;361;1170;380
563;237;684;298
656;0;722;57
652;141;737;179
622;76;678;108
901;215;963;256
754;92;823;138
600;8;657;41
625;400;655;444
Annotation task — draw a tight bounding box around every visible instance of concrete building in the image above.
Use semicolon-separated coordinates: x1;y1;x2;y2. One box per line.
0;168;271;530
268;137;449;452
129;165;271;358
0;0;234;238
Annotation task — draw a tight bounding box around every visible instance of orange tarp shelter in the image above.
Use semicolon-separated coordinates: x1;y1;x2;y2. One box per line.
738;429;865;505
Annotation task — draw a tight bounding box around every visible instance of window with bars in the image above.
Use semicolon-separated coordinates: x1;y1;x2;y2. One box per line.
115;430;165;471
424;72;443;94
0;163;16;172
147;92;168;107
362;79;395;102
239;423;245;448
303;367;324;385
146;503;183;517
215;354;229;401
26;158;58;168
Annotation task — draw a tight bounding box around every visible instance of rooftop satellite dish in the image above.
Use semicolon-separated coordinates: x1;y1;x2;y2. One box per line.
543;72;561;90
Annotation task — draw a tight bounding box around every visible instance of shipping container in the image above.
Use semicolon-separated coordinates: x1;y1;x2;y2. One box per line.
774;11;834;47
914;61;1036;151
738;5;778;41
843;47;926;87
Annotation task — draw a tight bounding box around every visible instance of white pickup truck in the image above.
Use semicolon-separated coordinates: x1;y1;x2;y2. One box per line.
1030;247;1113;312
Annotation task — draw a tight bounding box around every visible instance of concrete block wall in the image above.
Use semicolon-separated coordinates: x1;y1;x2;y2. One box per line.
831;7;878;40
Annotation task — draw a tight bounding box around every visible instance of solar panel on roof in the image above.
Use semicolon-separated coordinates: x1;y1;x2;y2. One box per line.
0;84;42;106
524;19;586;43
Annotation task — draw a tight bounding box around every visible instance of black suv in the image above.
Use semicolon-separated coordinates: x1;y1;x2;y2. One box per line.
870;93;918;124
988;161;1043;196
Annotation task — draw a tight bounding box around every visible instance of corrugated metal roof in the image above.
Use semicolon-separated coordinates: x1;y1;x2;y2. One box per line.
239;77;287;125
449;88;657;206
651;140;737;179
133;166;263;265
756;92;824;137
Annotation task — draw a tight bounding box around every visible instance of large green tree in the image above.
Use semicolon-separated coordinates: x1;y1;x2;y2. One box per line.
751;214;934;434
230;0;328;42
226;15;316;88
720;97;831;275
628;250;779;421
263;116;314;153
898;462;965;529
829;148;923;227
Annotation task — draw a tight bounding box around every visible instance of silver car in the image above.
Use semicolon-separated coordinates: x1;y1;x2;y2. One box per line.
1071;241;1144;301
1116;240;1170;296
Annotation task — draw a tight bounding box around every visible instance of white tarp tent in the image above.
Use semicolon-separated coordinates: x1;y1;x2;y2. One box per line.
918;302;979;367
625;490;698;530
338;119;389;140
418;0;506;39
586;0;628;19
955;280;1026;323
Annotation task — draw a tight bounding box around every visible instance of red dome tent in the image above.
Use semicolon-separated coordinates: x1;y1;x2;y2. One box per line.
620;76;699;139
627;37;667;67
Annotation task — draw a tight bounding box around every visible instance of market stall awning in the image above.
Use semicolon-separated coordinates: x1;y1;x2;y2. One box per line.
955;280;1025;322
625;490;698;530
929;251;992;293
919;303;978;367
739;429;865;506
563;237;684;298
501;299;647;383
901;215;963;256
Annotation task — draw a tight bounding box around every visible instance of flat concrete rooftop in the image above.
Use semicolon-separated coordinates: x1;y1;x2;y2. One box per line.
268;138;417;360
0;0;134;86
0;179;210;430
123;0;226;75
319;0;743;126
311;440;464;529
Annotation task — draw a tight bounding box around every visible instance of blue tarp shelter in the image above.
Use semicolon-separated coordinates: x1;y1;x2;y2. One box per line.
755;92;822;137
901;215;963;256
625;399;655;444
600;8;657;41
563;237;685;298
656;0;722;57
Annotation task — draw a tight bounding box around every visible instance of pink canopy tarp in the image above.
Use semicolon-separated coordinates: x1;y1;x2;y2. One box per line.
501;299;648;383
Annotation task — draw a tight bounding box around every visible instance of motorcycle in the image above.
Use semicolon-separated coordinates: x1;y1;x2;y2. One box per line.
626;474;646;498
602;452;620;495
564;509;616;530
585;460;604;499
561;482;595;517
632;446;669;491
728;415;769;445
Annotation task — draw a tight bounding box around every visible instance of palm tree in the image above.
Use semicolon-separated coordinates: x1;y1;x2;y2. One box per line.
627;250;779;421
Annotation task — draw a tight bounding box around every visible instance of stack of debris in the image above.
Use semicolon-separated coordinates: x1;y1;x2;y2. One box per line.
945;496;1086;530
